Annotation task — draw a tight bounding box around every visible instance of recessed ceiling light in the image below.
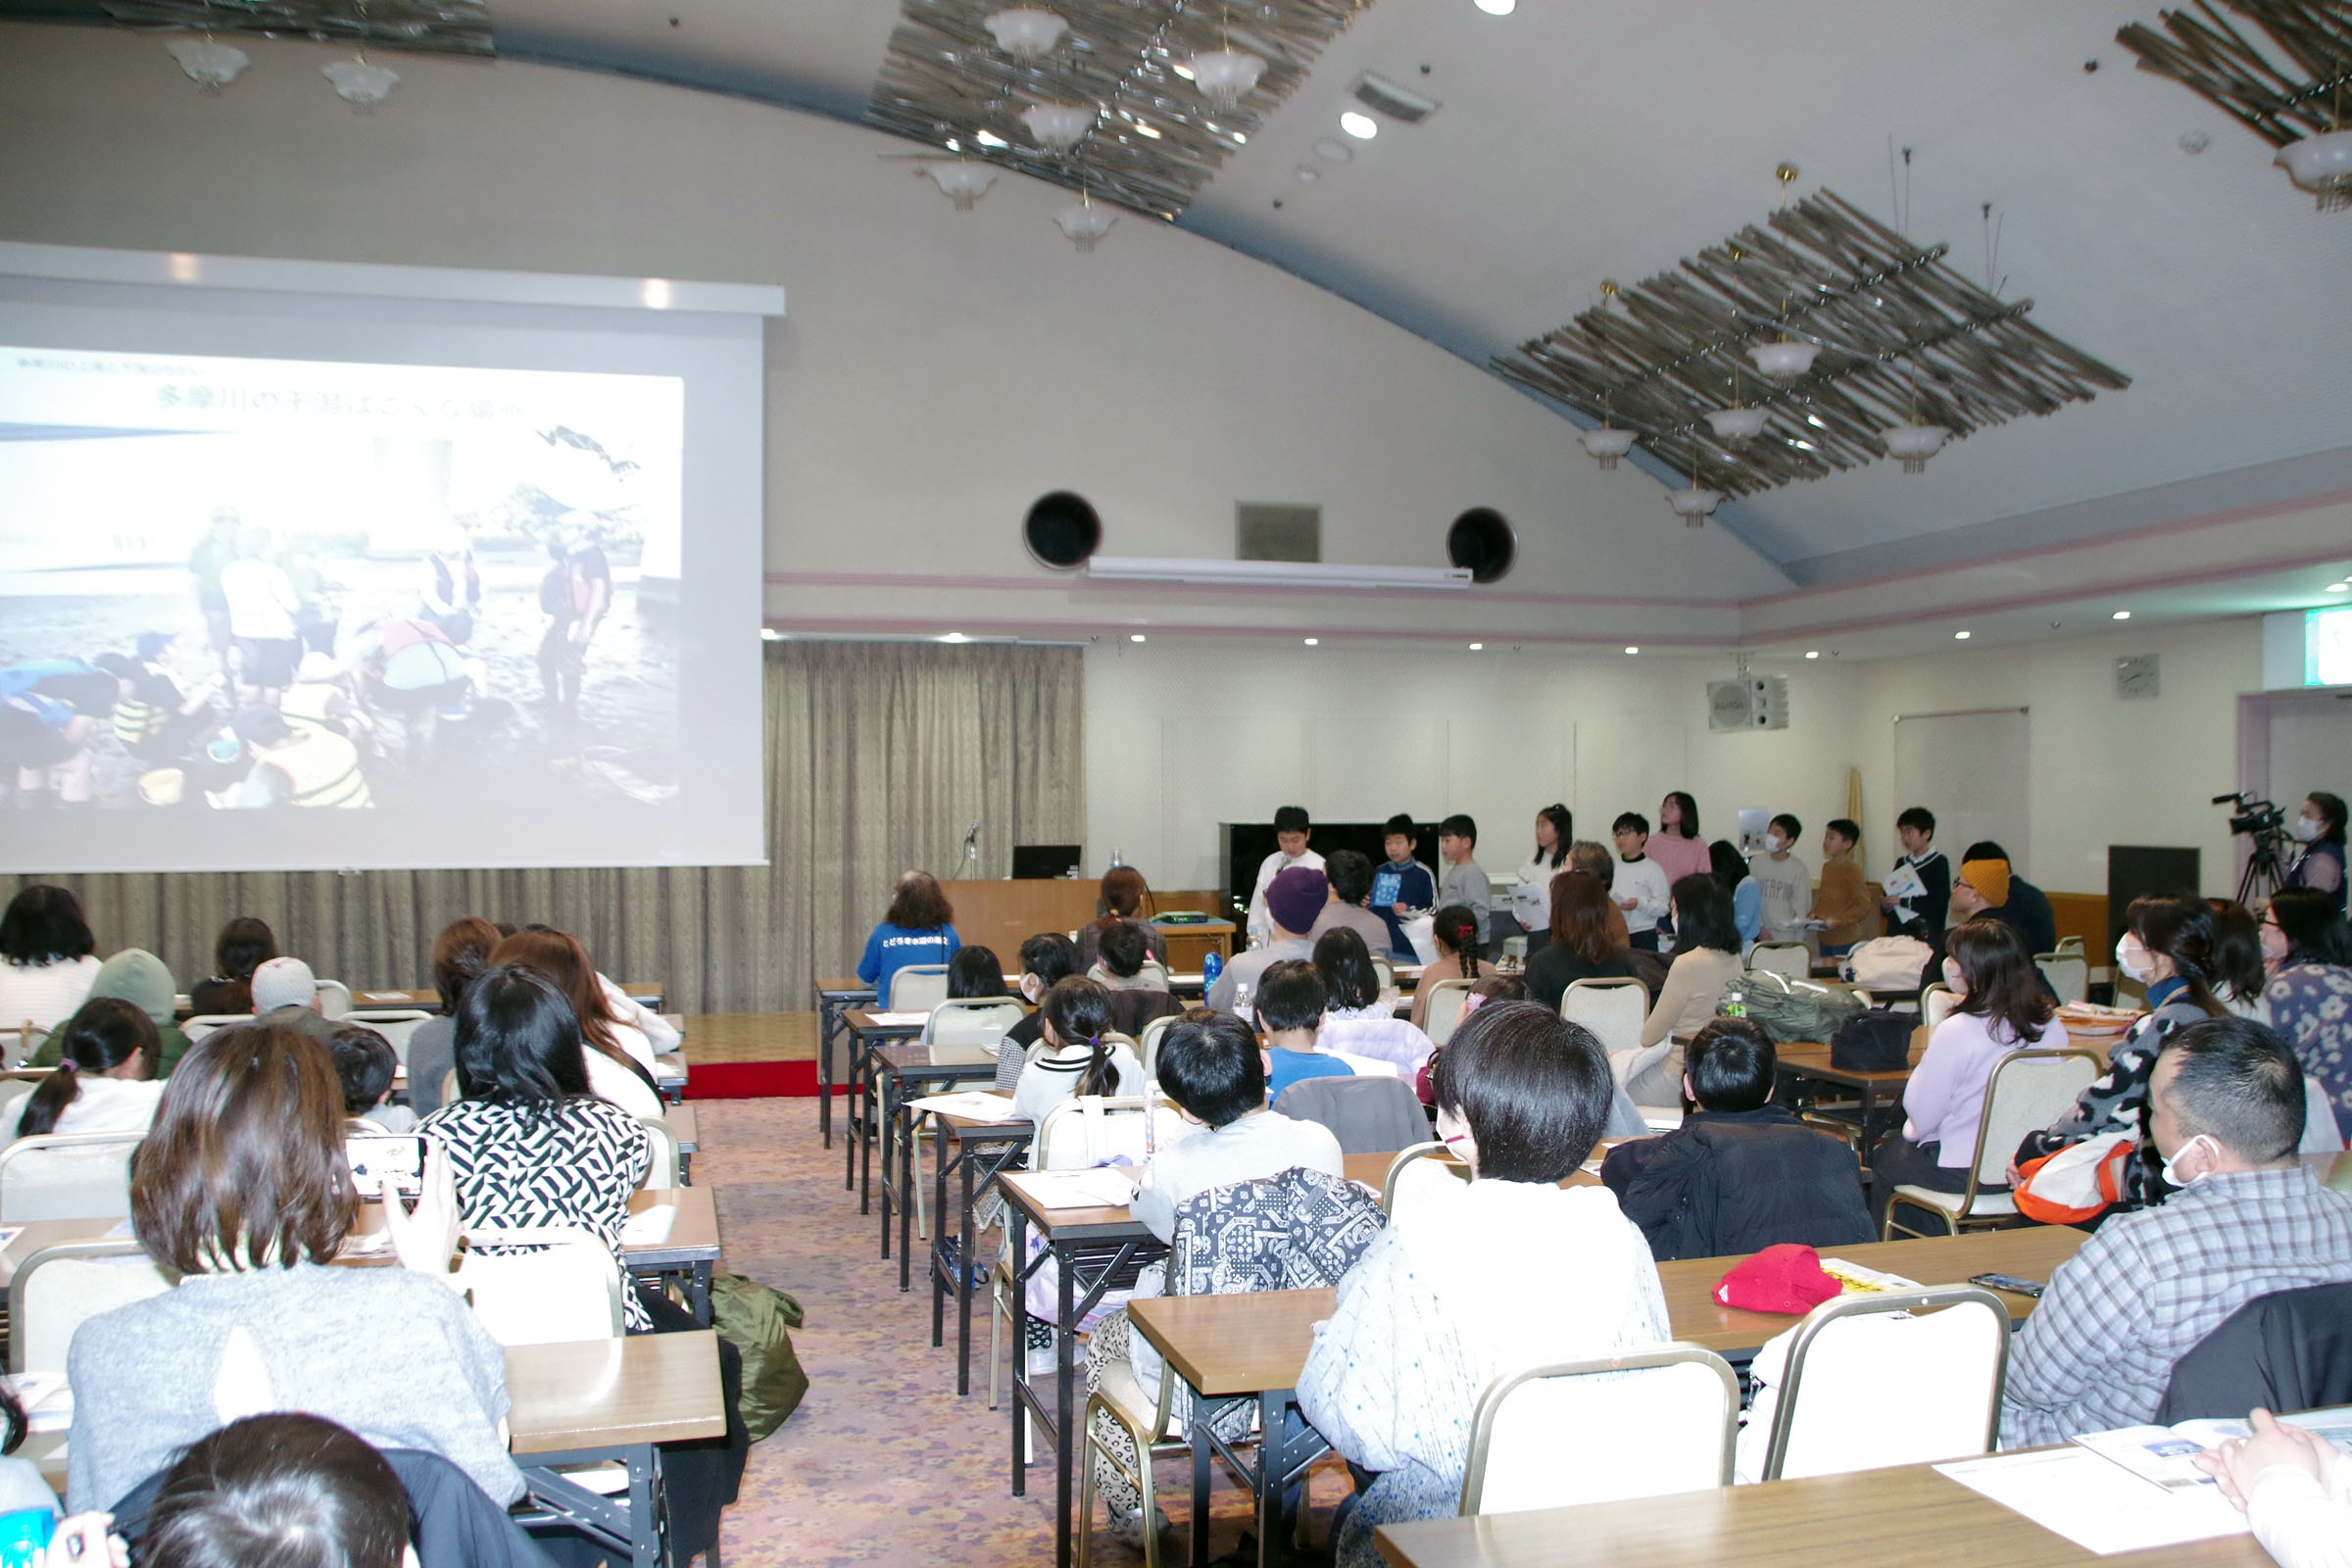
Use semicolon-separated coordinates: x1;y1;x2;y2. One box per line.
760;628;783;642
1303;637;1320;646
1129;633;1147;642
1624;646;1640;656
1313;136;1352;163
1475;0;1515;13
1467;642;1483;651
1954;630;1971;640
2328;582;2350;593
974;129;1008;148
1296;166;1319;182
1804;650;1819;660
942;631;969;643
1339;110;1378;139
2111;610;2132;620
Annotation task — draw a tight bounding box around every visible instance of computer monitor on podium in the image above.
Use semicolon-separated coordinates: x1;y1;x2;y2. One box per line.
1011;844;1083;880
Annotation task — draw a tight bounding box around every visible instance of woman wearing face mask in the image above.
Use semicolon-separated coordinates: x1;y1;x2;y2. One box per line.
2014;894;2230;1211
2262;886;2352;1129
1867;920;2066;1234
2287;793;2347;917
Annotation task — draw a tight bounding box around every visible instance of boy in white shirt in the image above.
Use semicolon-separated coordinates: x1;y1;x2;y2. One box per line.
1748;811;1813;943
1609;811;1672;952
1246;805;1326;951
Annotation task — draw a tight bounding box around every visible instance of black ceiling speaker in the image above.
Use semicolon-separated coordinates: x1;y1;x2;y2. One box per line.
1446;508;1514;583
1024;492;1102;569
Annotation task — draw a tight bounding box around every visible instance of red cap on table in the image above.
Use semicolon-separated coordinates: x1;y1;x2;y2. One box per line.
1713;1245;1841;1314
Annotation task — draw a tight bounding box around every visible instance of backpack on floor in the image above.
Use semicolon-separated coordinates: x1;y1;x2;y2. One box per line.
710;1270;808;1442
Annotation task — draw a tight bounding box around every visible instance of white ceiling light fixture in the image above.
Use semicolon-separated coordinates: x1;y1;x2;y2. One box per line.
322;55;400;108
1954;630;1972;640
1884;418;1950;473
1054;187;1116;252
1302;637;1320;646
1804;650;1820;659
1475;0;1515;13
2112;610;2132;620
166;34;251;92
1468;642;1484;650
1129;633;1147;642
2278;129;2352;211
1580;281;1640;470
2327;581;2349;592
983;8;1067;59
1021;103;1096;155
1705;360;1770;444
1624;646;1641;656
1666;442;1722;525
1339;110;1379;139
1747;165;1825;382
1190;7;1266;114
942;631;970;643
919;162;997;210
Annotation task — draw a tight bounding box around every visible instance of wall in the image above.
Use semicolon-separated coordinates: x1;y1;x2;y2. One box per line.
0;24;1792;652
1082;640;1864;894
1852;617;2264;899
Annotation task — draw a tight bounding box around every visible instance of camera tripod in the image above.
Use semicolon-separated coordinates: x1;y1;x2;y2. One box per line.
2237;833;2291;908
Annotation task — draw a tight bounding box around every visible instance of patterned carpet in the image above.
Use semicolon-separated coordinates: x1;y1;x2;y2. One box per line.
698;1100;1282;1567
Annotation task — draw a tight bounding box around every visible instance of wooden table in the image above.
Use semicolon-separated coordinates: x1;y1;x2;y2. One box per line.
1773;1039;1924;1157
936;881;1229;972
999;1169;1165;1568
339;982;665;1013
876;1042;1004;1289
1370;1453;2269;1568
507;1329;726;1568
652;1052;688;1105
927;1102;1036;1396
844;1008;927;1206
813;975;877;1149
1153;920;1238;975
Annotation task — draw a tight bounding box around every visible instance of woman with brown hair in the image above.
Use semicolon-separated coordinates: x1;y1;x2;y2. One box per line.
63;1021;518;1515
855;869;961;1007
485;928;661;1117
1523;870;1638;1013
1073;864;1166;971
404;915;504;1116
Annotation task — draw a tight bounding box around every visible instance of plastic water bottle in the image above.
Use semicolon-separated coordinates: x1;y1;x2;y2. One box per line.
1109;848;1123;868
1724;987;1747;1019
1201;951;1224;990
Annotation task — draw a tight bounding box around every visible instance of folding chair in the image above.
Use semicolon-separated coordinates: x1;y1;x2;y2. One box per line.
9;1239;176;1373
888;965;952;1013
1419;979;1476;1047
452;1226;626;1346
181;1014;250;1045
0;1130;146;1222
314;978;355;1019
1919;983;1960;1032
1559;977;1648;1062
2034;952;2088;1006
1752;1285;2010;1481
1883;1048;2104;1238
343;1008;433;1062
636;1115;681;1189
1138;1015;1179;1079
1379;1141;1469;1218
1460;1348;1740;1515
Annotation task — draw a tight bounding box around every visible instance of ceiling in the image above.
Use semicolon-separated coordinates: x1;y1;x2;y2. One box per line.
21;0;2349;582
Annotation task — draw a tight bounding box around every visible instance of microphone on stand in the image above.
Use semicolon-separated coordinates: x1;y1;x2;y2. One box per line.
962;820;981;871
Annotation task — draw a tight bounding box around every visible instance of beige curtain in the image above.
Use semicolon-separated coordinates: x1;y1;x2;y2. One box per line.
12;641;1084;1014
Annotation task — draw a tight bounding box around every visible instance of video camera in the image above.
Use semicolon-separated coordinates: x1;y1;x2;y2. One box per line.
2213;791;2287;840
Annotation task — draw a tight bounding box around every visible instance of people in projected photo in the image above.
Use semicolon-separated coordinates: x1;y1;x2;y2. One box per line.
419;544;483;645
223;705;372;809
93;639;220;764
349;616;472;772
0;659;118;810
280;652;373;751
186;507;243;684
284;543;341;659
219;526;305;706
536;516;612;717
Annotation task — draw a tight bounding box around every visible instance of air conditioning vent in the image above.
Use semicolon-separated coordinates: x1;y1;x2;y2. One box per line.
1350;73;1440;124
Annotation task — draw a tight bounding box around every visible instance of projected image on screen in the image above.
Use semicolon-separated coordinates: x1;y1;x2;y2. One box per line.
0;346;683;815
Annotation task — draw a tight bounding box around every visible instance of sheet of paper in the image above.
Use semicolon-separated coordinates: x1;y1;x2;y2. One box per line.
1882;863;1927;901
0;1224;23;1252
1816;1256;1923;1294
865;1010;933;1026
907;1091;1024;1122
1935;1448;2248;1555
1012;1168;1137;1209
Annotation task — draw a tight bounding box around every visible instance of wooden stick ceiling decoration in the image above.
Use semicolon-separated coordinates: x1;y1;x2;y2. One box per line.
1493;188;2131;500
2118;1;2352;210
99;0;492;55
869;0;1371;220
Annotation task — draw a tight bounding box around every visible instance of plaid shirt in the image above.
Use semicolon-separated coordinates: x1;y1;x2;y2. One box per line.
2002;1166;2352;1448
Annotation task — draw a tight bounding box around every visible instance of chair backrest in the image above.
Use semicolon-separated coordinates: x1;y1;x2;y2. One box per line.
922;999;1024;1063
0;1078;38;1119
2157;1281;2352;1423
1919;983;1958;1031
1136;959;1172;993
1138;1013;1179;1078
10;1240;176;1373
314;978;354;1019
1759;1286;2010;1480
1380;1141;1470;1218
0;1025;46;1069
1559;978;1647;1059
2034;953;2089;1005
1750;943;1810;981
0;1131;146;1221
636;1115;680;1189
1461;1348;1740;1516
888;965;952;1012
1372;957;1396;995
1034;1095;1154;1170
343;1010;433;1063
1419;979;1476;1047
1166;1167;1389;1298
182;1014;250;1045
2304;1079;2346;1154
1270;1074;1427;1155
2054;934;2084;956
453;1226;624;1345
1968;1049;2105;1187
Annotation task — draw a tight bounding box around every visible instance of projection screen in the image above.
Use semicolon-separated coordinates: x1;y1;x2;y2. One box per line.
0;244;776;872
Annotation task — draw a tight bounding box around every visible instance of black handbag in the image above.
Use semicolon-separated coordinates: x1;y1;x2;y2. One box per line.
1829;1009;1913;1071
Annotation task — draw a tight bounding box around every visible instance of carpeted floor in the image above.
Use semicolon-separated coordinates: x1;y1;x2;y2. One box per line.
699;1099;1288;1567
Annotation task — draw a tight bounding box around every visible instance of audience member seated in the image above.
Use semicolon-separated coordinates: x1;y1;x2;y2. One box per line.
2206;897;2274;1021
1568;839;1636;952
2264;887;2352;1127
2195;1406;2352;1568
1314;928;1434;1074
1868;920;2069;1232
2001;1017;2352;1447
1205;866;1324;1015
1524;871;1639;1014
7;996;164;1141
1255;960;1391;1101
0;884;102;1034
1602;1016;1872;1260
1957;841;2057;958
1808;818;1873;957
509;924;659;1072
483;930;662;1117
28;948;191;1077
1311;851;1399;957
186;915;274;1017
994;933;1078;1095
1133;1010;1347;1243
66;1022;520;1515
1094;923;1185;1035
1298;1003;1668;1568
1627;873;1745;1104
1073;865;1168;972
418;962;746;1556
405;915;502;1117
246;957;339;1045
1009;977;1145;1123
129;1413;414;1568
1406;906;1494;1031
1709;839;1762;951
855;869;961;1006
329;1024;416;1134
2016;894;2231;1212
